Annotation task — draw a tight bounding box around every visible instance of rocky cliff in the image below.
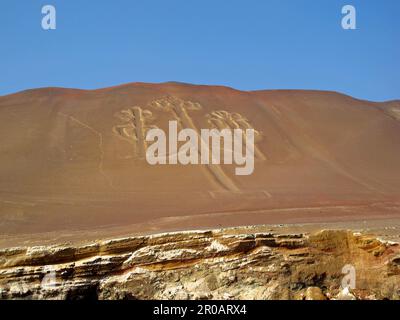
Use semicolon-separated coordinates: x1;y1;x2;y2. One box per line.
0;227;399;300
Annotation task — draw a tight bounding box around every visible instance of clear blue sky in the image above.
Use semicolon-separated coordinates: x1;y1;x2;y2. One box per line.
0;0;399;101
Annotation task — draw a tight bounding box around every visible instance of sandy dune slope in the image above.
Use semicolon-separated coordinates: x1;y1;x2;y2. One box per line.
0;82;399;242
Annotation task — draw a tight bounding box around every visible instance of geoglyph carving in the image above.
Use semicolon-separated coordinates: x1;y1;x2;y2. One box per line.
207;110;266;160
113;107;157;159
389;107;400;121
147;97;239;192
113;97;266;192
148;96;202;131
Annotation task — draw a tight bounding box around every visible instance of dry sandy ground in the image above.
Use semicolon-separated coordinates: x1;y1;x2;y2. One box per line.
1;216;400;249
0;82;399;247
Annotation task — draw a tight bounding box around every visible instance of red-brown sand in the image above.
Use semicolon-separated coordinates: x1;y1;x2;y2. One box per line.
0;82;399;246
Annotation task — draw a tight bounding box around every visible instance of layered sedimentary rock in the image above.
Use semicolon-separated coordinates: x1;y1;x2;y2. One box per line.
0;228;399;300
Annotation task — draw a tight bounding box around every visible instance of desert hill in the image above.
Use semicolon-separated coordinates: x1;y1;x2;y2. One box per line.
0;82;399;241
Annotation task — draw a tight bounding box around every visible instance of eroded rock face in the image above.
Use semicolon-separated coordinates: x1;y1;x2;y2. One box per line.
0;229;399;300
